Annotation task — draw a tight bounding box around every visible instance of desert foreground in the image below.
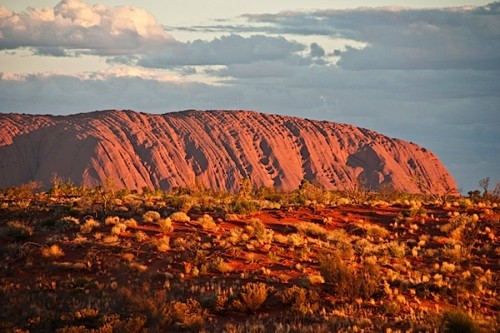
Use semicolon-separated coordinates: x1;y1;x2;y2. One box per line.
0;183;498;332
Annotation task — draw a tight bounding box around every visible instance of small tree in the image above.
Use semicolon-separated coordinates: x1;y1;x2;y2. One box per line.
346;176;371;204
478;177;490;196
238;177;253;199
492;181;500;200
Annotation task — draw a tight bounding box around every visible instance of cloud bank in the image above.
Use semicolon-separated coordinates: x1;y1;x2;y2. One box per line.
243;3;500;70
0;0;172;55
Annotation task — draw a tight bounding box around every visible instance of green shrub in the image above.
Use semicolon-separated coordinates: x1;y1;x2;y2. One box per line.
232;199;258;215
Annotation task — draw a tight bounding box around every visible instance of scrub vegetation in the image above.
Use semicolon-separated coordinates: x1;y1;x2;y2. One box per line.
0;179;498;332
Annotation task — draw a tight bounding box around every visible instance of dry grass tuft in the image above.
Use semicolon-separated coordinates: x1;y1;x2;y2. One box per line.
41;244;65;258
169;211;191;223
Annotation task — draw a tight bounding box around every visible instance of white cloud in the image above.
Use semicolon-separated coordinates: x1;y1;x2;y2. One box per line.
0;0;172;55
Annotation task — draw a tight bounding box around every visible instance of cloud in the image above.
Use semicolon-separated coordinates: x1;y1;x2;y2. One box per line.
137;34;304;67
0;0;172;55
241;3;500;70
310;42;325;58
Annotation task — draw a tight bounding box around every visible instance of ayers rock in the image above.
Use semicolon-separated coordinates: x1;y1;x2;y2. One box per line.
0;109;456;194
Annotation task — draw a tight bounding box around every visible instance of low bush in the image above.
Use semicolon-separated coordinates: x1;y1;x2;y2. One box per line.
157;218;173;233
440;308;480;333
197;214;218;231
169;211;191;223
319;251;380;299
164;298;207;331
233;282;271;313
143;210;161;223
280;285;320;318
296;221;328;240
41;244;65;258
80;218;100;234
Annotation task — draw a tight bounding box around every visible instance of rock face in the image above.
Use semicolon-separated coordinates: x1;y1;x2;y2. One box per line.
0;110;456;194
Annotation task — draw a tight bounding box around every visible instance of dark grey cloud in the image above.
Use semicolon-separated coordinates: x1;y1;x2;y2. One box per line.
137;34;304;67
0;0;172;55
240;3;500;70
310;42;325;58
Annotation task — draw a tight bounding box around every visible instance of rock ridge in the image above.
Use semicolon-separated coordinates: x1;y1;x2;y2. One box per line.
0;109;457;193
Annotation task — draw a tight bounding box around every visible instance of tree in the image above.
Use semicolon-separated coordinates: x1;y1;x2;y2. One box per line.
478;177;490;196
238;177;253;199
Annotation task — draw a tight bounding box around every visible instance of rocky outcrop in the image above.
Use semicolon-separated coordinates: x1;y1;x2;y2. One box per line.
0;110;456;193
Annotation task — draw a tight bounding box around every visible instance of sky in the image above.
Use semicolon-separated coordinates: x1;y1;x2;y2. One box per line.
0;0;499;193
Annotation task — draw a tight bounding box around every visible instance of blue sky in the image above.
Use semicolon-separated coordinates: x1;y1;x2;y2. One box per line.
0;0;499;193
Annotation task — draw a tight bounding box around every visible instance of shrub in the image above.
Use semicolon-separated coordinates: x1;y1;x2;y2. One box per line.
213;258;234;274
111;223;127;235
123;218;138;227
319;252;353;295
232;199;258;215
440;213;481;261
102;235;119;244
169;211;191;223
280;286;320;318
0;221;33;241
132;231;147;242
157;218;173;233
244;218;273;244
143;210;161;223
440;309;479;333
441;261;456;274
57;216;81;232
388;241;406;258
403;206;427;218
233;282;271;313
365;224;390;239
105;216;120;225
164;298;207;331
245;218;265;238
296;222;328;240
152;236;170;252
319;251;380;299
197;214;218;231
80;218;100;234
41;244;65;258
288;233;306;247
